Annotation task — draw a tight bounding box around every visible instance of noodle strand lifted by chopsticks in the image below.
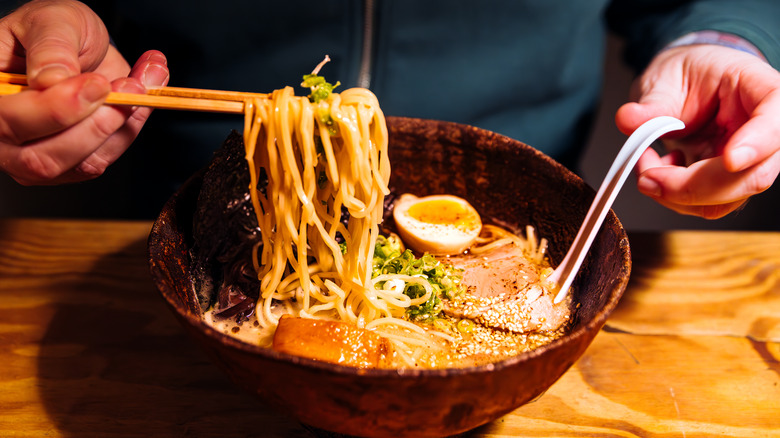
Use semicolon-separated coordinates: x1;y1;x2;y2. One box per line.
242;84;397;331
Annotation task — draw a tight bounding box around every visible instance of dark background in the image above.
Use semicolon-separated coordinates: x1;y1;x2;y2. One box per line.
1;34;778;231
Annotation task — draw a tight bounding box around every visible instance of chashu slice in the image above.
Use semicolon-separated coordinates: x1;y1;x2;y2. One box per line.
442;241;571;333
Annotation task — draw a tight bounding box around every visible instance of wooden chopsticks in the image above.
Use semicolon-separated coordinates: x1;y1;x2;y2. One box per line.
0;72;268;114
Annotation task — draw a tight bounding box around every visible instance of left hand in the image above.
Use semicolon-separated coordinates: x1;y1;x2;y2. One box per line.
615;44;780;219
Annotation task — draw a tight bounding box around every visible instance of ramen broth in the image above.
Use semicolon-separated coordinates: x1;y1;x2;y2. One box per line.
203;223;572;369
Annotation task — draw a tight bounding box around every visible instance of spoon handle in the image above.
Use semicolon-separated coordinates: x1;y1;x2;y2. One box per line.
551;116;685;304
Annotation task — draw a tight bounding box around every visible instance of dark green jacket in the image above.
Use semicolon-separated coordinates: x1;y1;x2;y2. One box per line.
1;0;779;217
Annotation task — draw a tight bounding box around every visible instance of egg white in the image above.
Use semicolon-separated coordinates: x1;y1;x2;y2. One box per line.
392;194;482;255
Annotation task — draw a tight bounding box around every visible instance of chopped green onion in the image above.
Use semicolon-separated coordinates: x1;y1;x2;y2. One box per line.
372;235;464;322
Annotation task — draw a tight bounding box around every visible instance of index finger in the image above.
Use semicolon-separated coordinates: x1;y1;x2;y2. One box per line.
636;154;779;207
0;72;110;144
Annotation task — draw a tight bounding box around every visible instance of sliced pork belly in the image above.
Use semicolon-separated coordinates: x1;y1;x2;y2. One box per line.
442;242;571;333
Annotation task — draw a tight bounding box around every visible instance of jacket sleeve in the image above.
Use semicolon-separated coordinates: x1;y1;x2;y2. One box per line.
606;0;780;71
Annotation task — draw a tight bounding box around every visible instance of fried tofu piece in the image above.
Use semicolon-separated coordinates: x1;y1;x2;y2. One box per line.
272;316;394;368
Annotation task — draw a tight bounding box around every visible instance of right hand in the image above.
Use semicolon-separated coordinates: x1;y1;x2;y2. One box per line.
615;44;780;219
0;0;169;185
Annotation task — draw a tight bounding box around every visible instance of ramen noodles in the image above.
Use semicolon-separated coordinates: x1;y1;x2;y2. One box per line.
201;63;572;369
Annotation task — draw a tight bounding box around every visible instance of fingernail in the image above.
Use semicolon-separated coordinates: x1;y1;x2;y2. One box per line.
729;147;756;171
79;78;109;103
637;176;662;198
142;63;169;87
146;51;167;64
33;63;73;87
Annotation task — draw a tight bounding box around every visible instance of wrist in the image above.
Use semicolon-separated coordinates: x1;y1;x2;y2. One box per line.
664;31;767;62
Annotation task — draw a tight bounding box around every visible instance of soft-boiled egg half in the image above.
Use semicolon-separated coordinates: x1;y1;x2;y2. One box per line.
392;194;482;255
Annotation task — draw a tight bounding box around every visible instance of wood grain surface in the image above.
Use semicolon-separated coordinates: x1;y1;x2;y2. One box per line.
0;219;777;437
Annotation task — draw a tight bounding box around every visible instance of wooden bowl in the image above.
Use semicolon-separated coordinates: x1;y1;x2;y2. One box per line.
148;117;631;437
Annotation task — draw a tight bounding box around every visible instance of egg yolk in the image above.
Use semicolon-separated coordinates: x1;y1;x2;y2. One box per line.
407;199;478;230
392;194;483;255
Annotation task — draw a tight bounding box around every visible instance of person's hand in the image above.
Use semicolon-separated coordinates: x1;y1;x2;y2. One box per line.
615;44;780;219
0;0;169;185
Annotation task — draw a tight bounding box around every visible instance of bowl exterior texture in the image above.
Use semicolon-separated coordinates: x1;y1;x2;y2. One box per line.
148;117;631;437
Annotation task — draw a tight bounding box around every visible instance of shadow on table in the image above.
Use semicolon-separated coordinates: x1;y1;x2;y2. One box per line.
604;231;667;324
34;236;312;438
33;235;499;438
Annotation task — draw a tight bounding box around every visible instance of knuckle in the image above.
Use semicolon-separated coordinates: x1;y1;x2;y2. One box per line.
675;185;697;206
746;166;776;194
0;115;28;146
47;107;74;130
86;116;118;142
699;205;733;220
46;97;88;130
75;157;109;179
16;148;65;182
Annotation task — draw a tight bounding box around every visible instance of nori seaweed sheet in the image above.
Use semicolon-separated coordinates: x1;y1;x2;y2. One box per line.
189;130;359;317
190;130;262;313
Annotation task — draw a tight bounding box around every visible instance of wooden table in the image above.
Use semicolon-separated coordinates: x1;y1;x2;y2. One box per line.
0;219;777;437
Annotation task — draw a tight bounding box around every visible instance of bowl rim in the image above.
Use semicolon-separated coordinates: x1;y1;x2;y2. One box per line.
148;116;631;378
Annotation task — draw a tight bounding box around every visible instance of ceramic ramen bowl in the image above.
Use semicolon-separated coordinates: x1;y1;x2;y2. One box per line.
148;117;631;437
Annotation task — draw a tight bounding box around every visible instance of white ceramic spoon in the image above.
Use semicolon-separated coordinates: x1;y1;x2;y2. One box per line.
550;116;685;304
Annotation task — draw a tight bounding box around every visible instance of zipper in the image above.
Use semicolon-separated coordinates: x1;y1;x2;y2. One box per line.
357;0;375;89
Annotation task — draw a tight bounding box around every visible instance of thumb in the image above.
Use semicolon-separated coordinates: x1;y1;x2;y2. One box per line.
17;2;109;89
615;80;684;136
